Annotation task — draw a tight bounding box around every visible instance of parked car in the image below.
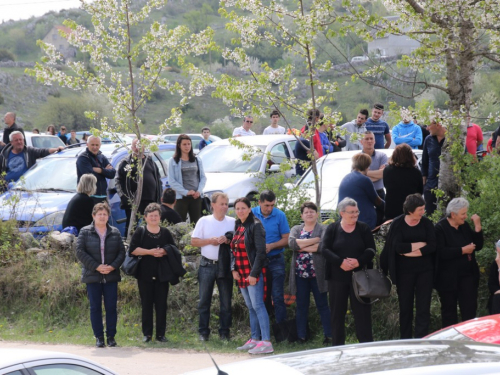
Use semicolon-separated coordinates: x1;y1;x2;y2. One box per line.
198;135;297;206
425;314;500;344
292;149;422;221
75;131;135;145
184;339;500;375
0;348;118;374
0;131;65;149
164;134;222;154
0;143;176;237
351;55;369;63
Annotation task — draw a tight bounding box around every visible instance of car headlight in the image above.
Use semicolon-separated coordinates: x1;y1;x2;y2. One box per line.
34;211;65;228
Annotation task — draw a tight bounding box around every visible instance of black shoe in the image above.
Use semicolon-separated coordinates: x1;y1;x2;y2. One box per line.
298;337;307;344
199;334;209;342
143;335;152;343
156;336;168;343
219;333;230;341
323;337;332;346
95;336;105;348
107;337;117;347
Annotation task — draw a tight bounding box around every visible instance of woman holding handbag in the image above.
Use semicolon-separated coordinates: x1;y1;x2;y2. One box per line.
129;203;182;343
381;193;436;338
321;197;375;346
231;197;273;354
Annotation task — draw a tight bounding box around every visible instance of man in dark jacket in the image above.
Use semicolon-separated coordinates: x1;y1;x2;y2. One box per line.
76;136;116;204
0;131;63;190
1;112;26;147
114;138;163;234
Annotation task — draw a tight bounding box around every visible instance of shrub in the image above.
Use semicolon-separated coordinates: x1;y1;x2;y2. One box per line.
0;48;15;62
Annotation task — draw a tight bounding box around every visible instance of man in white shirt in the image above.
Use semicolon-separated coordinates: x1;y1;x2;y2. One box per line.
263;110;286;135
340;109;369;150
191;192;236;341
232;116;256;137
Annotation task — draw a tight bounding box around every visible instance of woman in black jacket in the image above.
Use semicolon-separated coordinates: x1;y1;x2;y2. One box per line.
231;197;273;355
76;203;126;348
321;197;376;346
129;203;184;343
382;194;436;339
435;197;483;328
62;173;97;233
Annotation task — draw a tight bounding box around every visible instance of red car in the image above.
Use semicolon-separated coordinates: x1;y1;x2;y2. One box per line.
426;314;500;344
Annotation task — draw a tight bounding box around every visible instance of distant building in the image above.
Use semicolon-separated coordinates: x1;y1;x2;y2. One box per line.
42;26;77;61
367;16;420;57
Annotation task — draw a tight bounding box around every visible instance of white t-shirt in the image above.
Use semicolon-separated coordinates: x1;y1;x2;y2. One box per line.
232;127;256;137
192;215;236;260
263;125;286;135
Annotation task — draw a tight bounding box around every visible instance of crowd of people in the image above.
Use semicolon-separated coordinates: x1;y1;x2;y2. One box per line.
1;109;498;354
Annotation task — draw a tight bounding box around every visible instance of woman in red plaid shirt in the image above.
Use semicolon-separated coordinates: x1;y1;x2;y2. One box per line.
231;197;273;354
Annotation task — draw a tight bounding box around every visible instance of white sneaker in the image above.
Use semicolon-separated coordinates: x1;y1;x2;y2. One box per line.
248;341;274;354
237;339;258;350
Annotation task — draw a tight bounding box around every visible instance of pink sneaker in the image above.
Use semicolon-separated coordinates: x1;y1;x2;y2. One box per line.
248;341;274;354
237;339;257;351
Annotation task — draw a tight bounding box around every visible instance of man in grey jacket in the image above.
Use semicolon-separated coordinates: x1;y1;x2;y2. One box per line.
0;131;63;190
340;109;369;150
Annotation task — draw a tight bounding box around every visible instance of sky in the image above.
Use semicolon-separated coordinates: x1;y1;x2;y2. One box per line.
0;0;82;22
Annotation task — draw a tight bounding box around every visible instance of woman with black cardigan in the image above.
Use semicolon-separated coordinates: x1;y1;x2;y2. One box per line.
62;173;97;233
383;143;423;220
435;197;483;328
321;197;376;346
381;194;436;338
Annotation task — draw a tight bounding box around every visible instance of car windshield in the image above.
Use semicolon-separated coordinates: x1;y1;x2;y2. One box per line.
199;144;265;173
12;158;77;192
299;156;353;190
426;328;474;341
31;136;64;149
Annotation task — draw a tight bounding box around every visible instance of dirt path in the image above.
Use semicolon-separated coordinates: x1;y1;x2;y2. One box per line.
0;341;249;374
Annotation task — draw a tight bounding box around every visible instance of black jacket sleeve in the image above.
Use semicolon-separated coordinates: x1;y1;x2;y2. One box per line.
250;222;268;278
321;222;343;267
108;231;126;270
76;230;100;271
489;261;500;295
357;223;376;267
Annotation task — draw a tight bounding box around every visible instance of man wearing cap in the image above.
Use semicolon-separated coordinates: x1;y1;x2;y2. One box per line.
365;103;391;149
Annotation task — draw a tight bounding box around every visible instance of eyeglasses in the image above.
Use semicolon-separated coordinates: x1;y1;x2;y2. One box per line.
245;120;253;123
344;210;360;215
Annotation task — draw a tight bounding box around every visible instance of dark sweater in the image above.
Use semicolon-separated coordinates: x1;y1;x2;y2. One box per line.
3;123;26;146
62;193;94;232
391;216;436;279
434;218;483;292
321;221;376;283
383;165;423;220
160;205;182;225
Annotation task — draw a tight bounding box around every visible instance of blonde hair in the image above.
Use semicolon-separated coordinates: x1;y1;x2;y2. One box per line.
77;174;97;195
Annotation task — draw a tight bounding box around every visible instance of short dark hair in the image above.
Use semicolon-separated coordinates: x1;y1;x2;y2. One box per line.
373;103;384;110
201;127;210;132
270;110;281;118
359;109;369;118
70;129;76;133
352;153;371;171
144;202;162;217
389;144;416;168
403;194;425;215
307;108;320;121
162;188;176;204
92;202;111;216
259;190;276;203
300;201;318;214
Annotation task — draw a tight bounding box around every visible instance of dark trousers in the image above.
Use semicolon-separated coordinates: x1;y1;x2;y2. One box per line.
174;196;202;224
265;253;287;324
124;200;155;235
424;187;437;216
491;295;500;315
396;269;433;339
376;189;386;226
197;261;233;336
86;282;118;338
438;275;478;328
328;279;372;346
296;276;332;339
138;279;170;337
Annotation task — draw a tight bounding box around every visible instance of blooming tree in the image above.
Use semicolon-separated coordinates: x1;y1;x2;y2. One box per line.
29;0;214;239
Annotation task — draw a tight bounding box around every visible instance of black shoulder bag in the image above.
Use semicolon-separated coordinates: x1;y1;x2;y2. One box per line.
121;226;145;276
352;248;392;305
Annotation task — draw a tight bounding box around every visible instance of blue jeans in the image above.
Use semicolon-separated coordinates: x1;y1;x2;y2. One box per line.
197;261;233;336
240;274;271;341
86;282;118;338
295;276;332;339
266;253;287;323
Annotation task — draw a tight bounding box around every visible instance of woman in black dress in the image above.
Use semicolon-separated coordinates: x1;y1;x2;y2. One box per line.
435;197;483;328
382;193;436;338
383;143;423;220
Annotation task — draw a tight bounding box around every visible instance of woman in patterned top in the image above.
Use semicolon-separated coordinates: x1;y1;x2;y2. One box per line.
288;202;332;344
231;197;273;354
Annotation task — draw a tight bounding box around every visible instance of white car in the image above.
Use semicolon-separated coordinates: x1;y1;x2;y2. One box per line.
351;56;369;63
295;149;422;221
0;131;65;149
198;135;298;206
0;349;118;374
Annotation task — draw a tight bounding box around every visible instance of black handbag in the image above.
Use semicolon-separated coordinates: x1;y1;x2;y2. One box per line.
120;226;145;276
352;249;392;305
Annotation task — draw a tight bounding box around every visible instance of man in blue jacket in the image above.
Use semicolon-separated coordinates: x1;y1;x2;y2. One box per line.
76;136;116;205
392;108;423;149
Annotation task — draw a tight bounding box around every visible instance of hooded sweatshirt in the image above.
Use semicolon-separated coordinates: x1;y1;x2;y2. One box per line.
392;121;423;149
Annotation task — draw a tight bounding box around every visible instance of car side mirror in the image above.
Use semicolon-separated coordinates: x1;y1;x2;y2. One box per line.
267;164;281;173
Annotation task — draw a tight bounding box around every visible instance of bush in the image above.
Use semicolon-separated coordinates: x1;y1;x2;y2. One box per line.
0;48;15;62
0;220;24;266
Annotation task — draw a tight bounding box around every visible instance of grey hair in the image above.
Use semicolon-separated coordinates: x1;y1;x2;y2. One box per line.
77;174;97;195
337;197;358;213
87;135;101;143
446;197;469;218
9;131;24;141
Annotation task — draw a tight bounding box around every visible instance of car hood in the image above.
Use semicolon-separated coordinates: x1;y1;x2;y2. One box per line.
0;190;74;222
203;172;259;201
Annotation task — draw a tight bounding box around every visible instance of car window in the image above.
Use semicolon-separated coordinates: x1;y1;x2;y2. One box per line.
269;142;289;165
199;144;265;173
425;327;474;341
4;371;23;375
152;154;166;178
288;140;297;157
12;158;77;192
31;136;65;149
156;149;174;162
31;363;105;375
